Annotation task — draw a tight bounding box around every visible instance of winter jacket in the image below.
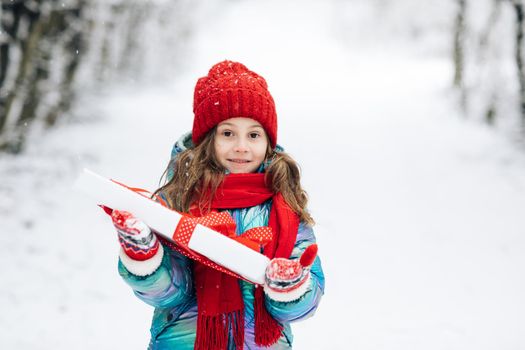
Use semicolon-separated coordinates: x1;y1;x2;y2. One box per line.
117;133;325;349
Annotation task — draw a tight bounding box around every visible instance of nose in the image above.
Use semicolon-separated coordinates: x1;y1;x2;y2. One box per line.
233;137;249;153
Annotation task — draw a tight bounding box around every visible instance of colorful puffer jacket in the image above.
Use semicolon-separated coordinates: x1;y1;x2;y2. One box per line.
118;132;325;349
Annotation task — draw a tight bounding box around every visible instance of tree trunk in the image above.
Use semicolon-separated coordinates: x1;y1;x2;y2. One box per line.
453;0;467;87
453;0;468;111
479;0;503;125
512;0;525;131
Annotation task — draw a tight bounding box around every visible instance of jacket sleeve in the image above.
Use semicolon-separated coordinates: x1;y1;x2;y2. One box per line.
118;240;194;309
264;223;325;323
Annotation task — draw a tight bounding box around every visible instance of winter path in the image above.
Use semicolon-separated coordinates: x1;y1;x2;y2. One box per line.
2;1;525;349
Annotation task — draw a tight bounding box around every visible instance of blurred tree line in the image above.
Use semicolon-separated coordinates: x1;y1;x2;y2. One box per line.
0;0;192;154
4;0;525;153
453;0;525;140
332;0;525;144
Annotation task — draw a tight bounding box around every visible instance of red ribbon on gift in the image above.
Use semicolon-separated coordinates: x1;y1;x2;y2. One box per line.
174;211;273;252
110;179;169;207
161;211;273;281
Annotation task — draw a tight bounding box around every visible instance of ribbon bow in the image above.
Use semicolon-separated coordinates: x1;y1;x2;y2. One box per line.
173;211;273;252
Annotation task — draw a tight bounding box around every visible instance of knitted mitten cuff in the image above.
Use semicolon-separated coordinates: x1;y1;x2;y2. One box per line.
119;244;164;277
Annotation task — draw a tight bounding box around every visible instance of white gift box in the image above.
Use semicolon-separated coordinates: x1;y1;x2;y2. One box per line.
73;168;269;285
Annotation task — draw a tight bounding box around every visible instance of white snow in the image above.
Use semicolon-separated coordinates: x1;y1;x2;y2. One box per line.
2;0;525;349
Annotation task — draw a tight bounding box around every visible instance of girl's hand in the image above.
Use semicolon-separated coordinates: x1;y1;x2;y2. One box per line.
108;208;160;261
264;244;318;302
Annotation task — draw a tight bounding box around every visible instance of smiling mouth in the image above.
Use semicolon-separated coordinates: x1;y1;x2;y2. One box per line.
228;159;251;164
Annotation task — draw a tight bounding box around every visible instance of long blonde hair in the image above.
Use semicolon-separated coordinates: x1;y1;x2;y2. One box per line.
153;129;314;225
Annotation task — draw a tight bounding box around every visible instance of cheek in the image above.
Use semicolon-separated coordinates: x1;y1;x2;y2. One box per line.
254;142;268;160
214;140;227;158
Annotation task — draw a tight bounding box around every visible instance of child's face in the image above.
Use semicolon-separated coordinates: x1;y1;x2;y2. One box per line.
214;117;269;174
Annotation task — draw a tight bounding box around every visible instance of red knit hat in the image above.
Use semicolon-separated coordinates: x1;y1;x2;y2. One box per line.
192;60;278;148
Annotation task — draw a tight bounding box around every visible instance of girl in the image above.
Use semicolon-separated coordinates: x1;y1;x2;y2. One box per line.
109;60;325;349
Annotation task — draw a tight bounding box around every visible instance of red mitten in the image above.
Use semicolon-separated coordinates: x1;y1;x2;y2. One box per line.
105;208;160;261
264;244;318;302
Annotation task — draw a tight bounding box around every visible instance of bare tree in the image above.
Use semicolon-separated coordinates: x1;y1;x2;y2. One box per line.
0;0;194;154
0;0;85;153
510;0;525;131
453;0;468;111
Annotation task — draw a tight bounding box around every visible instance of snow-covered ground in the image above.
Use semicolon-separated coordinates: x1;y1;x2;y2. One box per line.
2;0;525;348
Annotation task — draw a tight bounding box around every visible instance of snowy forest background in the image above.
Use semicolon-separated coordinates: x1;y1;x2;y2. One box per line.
2;0;525;349
3;0;525;151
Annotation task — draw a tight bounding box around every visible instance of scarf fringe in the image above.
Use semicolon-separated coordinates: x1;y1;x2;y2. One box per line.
254;286;283;346
195;310;245;350
231;309;245;349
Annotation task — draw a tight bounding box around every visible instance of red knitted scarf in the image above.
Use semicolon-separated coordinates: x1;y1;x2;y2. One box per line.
191;173;299;349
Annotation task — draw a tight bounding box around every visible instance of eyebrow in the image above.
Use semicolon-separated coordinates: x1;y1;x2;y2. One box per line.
219;123;263;129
